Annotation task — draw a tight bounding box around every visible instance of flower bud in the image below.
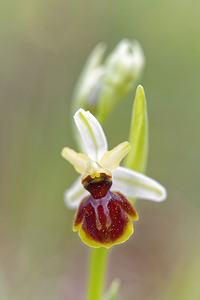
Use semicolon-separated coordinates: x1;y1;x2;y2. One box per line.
72;43;106;114
104;39;145;97
72;39;145;122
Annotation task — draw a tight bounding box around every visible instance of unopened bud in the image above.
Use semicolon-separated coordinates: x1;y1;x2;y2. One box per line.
104;39;145;97
71;39;145;122
72;43;106;114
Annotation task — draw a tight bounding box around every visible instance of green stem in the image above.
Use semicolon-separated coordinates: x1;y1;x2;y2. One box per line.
87;248;109;300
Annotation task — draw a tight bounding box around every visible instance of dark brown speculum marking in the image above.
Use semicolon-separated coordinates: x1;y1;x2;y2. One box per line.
74;173;138;246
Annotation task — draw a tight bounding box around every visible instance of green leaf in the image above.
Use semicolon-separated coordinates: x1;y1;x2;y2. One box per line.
124;85;148;173
103;280;120;300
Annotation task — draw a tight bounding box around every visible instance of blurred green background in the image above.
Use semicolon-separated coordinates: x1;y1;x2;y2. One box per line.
1;0;200;299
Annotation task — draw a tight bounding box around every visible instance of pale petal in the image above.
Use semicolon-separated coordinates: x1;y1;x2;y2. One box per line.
64;176;89;209
74;108;108;161
112;166;167;202
83;160;112;180
100;142;130;170
61;147;90;174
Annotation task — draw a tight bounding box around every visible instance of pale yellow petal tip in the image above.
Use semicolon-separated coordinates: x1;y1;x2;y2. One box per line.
61;147;70;159
61;147;90;174
100;141;131;171
123;141;131;152
78;219;134;249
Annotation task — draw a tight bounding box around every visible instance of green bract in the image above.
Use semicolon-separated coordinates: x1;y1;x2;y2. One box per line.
124;85;148;174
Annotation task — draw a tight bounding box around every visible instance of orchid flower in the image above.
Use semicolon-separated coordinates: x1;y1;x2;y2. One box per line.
62;108;166;248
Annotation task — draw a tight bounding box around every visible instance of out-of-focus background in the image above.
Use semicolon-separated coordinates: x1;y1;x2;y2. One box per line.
1;1;200;299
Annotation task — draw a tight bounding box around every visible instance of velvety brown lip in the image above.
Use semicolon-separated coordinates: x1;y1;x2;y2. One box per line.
74;173;138;247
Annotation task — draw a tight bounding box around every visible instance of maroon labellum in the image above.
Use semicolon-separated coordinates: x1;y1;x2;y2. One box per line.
73;173;138;248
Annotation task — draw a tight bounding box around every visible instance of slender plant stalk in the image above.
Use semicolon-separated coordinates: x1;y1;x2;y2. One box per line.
87;248;109;300
86;86;148;300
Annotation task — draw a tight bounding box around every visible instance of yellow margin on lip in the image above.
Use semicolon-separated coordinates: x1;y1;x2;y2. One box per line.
77;217;134;249
129;210;139;221
73;222;82;232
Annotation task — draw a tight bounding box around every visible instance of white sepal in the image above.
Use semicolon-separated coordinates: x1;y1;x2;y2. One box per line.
74;108;108;161
64;176;89;209
112;166;167;202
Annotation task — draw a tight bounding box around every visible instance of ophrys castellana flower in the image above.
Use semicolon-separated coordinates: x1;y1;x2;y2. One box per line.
62;109;166;248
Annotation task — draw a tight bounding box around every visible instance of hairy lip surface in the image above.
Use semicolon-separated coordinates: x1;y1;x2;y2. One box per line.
73;179;138;248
